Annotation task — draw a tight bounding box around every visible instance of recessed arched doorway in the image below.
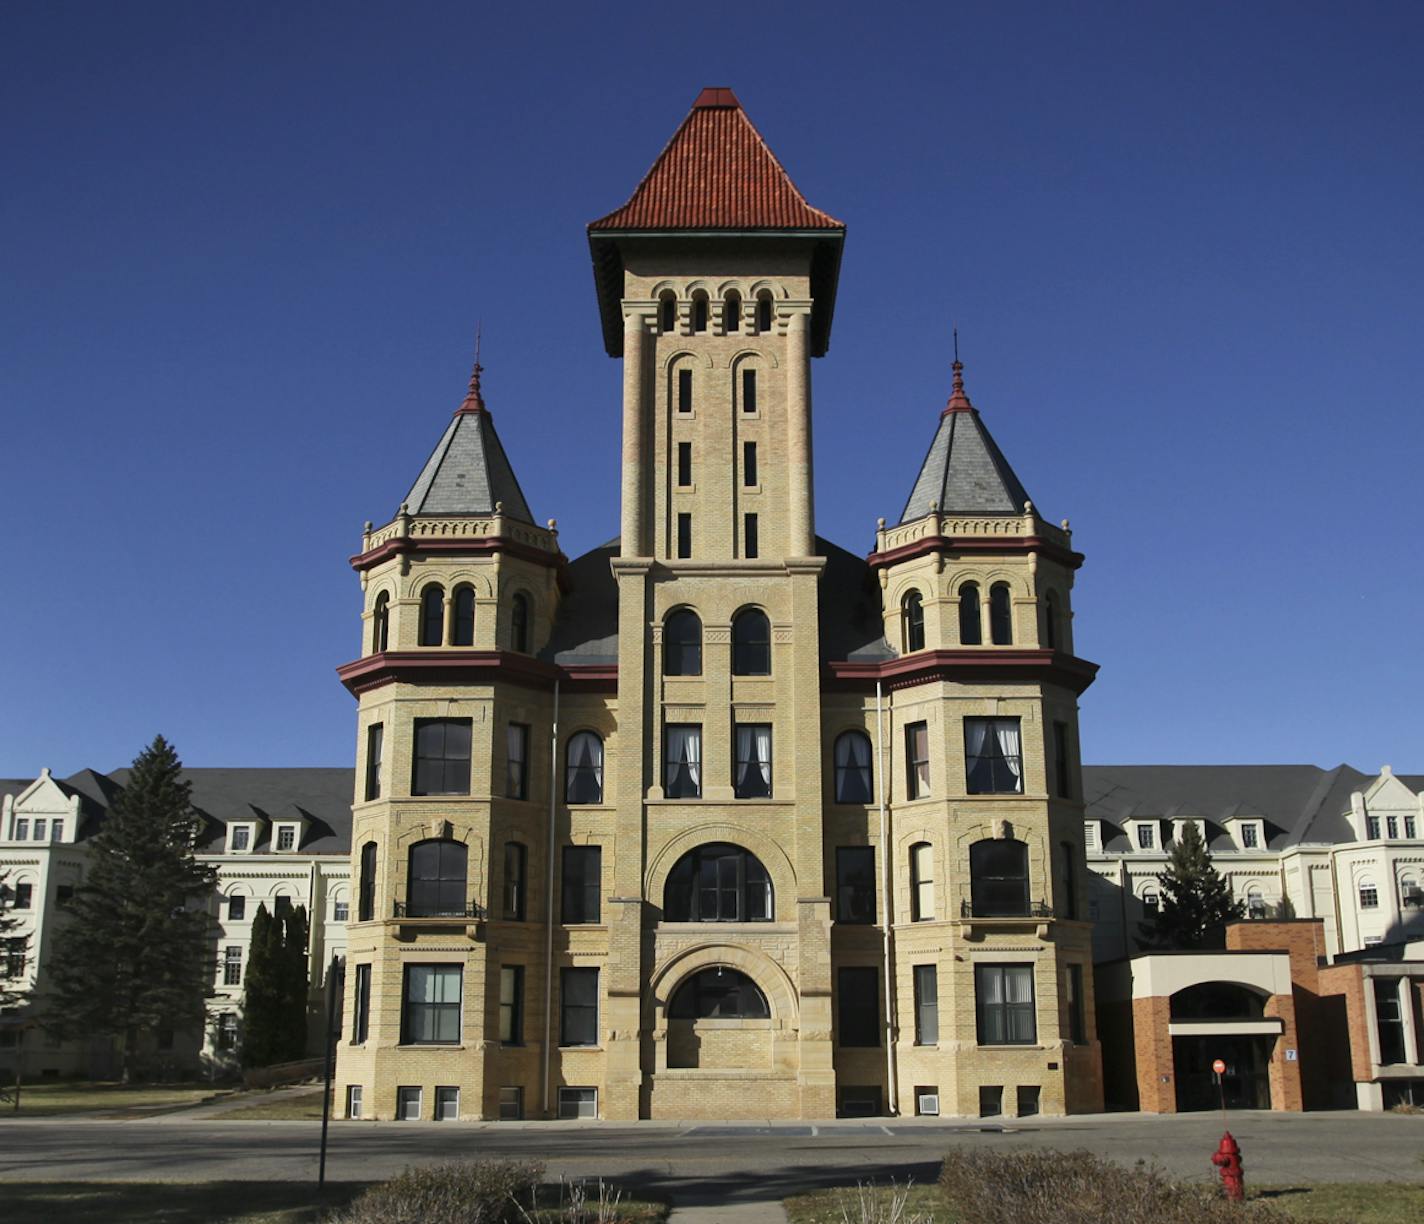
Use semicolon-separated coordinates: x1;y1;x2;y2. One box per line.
1169;982;1274;1111
666;966;772;1069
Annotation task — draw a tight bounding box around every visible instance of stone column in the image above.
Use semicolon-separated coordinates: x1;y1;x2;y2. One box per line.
620;313;649;557
786;309;814;557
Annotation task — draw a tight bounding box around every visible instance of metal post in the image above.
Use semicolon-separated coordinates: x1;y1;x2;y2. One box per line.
318;955;342;1188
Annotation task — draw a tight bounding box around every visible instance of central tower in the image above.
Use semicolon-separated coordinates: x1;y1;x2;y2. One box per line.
588;87;846;1117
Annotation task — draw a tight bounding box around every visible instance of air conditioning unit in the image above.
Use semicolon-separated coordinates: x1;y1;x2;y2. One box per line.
917;1092;940;1117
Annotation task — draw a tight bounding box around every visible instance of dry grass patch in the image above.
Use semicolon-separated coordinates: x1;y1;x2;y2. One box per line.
3;1080;226;1117
0;1180;363;1224
221;1087;328;1120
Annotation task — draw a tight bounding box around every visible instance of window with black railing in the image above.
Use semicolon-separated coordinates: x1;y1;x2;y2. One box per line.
968;839;1031;917
405;839;469;917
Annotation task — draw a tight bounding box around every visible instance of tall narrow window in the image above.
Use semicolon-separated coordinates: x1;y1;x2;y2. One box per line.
1241;823;1260;849
419;584;445;646
1066;963;1085;1044
677;441;692;487
913;964;939;1045
743;440;757;486
371;591;390;653
353;963;371;1043
1043;590;1060;650
562;845;602;924
724;290;741;332
412;718;472;795
733;724;773;798
676;513;692;559
902;590;925;652
664;610;702;675
560;967;599;1046
1053;721;1071;799
452;585;475;646
1375;978;1406;1064
364;723;384;801
742;367;758;412
692;293;708;332
1360;878;1379;909
1136;823;1156;850
358;841;377;922
223;946;242;986
964;717;1023;794
905;721;931;800
838;967;879;1046
566;731;604;804
910;842;935;921
510;593;530;653
731;608;771;675
402;964;462;1044
659;291;677;333
407;839;469;917
678;368;693;413
503;842;527;920
506;723;530;800
834;731;873;804
664;724;703;798
970;839;1031;917
1060;841;1077;919
958;582;982;645
756;292;773;333
976;964;1036;1045
836;846;876;924
989;583;1013;644
499;965;524;1045
743;513;759;559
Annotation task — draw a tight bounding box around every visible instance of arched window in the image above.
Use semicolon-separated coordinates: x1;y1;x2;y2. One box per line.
664;843;772;922
1170;982;1266;1021
958;582;982;645
1142;885;1160;914
566;732;604;805
371;592;390;654
1043;591;1061;651
664;609;702;676
968;839;1030;917
406;839;468;917
724;290;741;333
910;841;935;921
659;290;677;333
1402;875;1422;909
452;585;475;647
1246;886;1267;919
511;593;530;653
1359;877;1379;909
419;584;445;647
756;291;773;333
902;590;925;653
732;608;771;675
833;730;873;804
358;841;377;922
691;291;709;333
989;583;1013;645
669;967;770;1019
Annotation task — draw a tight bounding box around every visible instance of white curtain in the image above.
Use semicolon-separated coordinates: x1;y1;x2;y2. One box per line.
965;719;990;760
755;725;772;787
995;720;1022;783
673;726;701;789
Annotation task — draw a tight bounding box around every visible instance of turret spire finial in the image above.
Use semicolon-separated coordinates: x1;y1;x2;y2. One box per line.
458;321;486;414
944;326;974;414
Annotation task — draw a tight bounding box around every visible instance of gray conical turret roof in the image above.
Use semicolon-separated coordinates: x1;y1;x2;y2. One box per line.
401;361;535;522
899;361;1031;523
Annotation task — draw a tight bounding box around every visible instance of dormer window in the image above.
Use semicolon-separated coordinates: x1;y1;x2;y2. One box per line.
230;825;252;853
1240;823;1259;849
50;821;62;842
1136;823;1155;850
34;820;46;841
275;825;298;852
1366;816;1382;840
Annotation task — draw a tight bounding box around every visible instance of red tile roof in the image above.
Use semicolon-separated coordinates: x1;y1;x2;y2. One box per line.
589;87;844;232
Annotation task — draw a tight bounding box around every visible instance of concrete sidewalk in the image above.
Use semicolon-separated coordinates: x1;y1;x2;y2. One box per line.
669;1202;787;1223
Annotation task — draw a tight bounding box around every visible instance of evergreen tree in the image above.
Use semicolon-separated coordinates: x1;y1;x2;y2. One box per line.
1138;821;1243;949
0;871;28;1012
241;903;310;1067
43;736;217;1080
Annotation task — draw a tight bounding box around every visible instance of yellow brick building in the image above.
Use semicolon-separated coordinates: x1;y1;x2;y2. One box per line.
333;87;1103;1122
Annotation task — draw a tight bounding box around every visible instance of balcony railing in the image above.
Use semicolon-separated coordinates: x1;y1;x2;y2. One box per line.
960;899;1054;919
393;901;483;920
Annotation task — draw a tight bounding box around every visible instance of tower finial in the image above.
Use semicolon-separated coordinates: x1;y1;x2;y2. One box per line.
944;326;973;414
458;321;486;414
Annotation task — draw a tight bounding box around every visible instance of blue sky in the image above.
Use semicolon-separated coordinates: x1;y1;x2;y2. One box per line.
2;2;1420;777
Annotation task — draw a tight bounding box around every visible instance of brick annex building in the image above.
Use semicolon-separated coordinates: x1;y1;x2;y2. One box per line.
331;88;1101;1122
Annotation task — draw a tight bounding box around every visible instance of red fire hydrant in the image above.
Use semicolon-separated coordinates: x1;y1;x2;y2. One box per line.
1212;1131;1245;1201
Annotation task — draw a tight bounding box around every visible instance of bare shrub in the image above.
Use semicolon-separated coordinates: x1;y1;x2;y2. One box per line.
831;1180;934;1223
938;1149;1294;1224
328;1159;544;1224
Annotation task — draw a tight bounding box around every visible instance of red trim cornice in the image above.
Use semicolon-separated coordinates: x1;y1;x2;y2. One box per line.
867;535;1083;573
336;651;617;698
825;648;1098;695
350;536;565;575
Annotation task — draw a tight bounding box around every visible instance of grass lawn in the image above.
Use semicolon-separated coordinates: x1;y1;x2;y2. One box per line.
784;1181;1424;1223
0;1180;668;1224
2;1080;228;1117
221;1087;328;1121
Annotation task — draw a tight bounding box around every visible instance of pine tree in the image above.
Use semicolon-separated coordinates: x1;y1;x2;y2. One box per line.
1138;821;1243;949
43;736;217;1081
241;903;310;1067
0;871;28;1011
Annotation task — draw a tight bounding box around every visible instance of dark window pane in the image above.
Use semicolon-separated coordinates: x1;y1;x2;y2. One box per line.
364;723;384;801
664;724;702;798
560;967;599;1045
906;721;930;799
756;296;772;333
743;513;759;559
692;296;708;333
408;839;469;916
676;513;692;558
1054;721;1071;799
420;585;445;646
743;441;757;485
989;583;1013;645
834;731;873;804
743;367;757;412
413;718;472;796
503;842;526;920
511;594;530;653
969;839;1030;917
838;967;879;1046
677;442;692;487
669;967;770;1019
452;586;475;646
731;610;770;676
353;963;371;1044
663;842;773;922
499;965;524;1045
660;293;676;333
734;724;773;798
903;591;925;652
836;847;876;924
914;964;938;1045
965;718;1023;795
562;846;601;924
1066;964;1085;1044
359;842;377;922
976;964;1036;1045
724;293;740;332
664;611;702;675
402;965;462;1045
958;583;982;645
678;368;693;412
1043;591;1060;650
372;592;390;653
565;732;604;804
506;723;529;800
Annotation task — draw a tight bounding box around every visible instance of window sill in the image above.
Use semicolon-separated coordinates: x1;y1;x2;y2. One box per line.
396;1043;465;1051
558;1045;603;1052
